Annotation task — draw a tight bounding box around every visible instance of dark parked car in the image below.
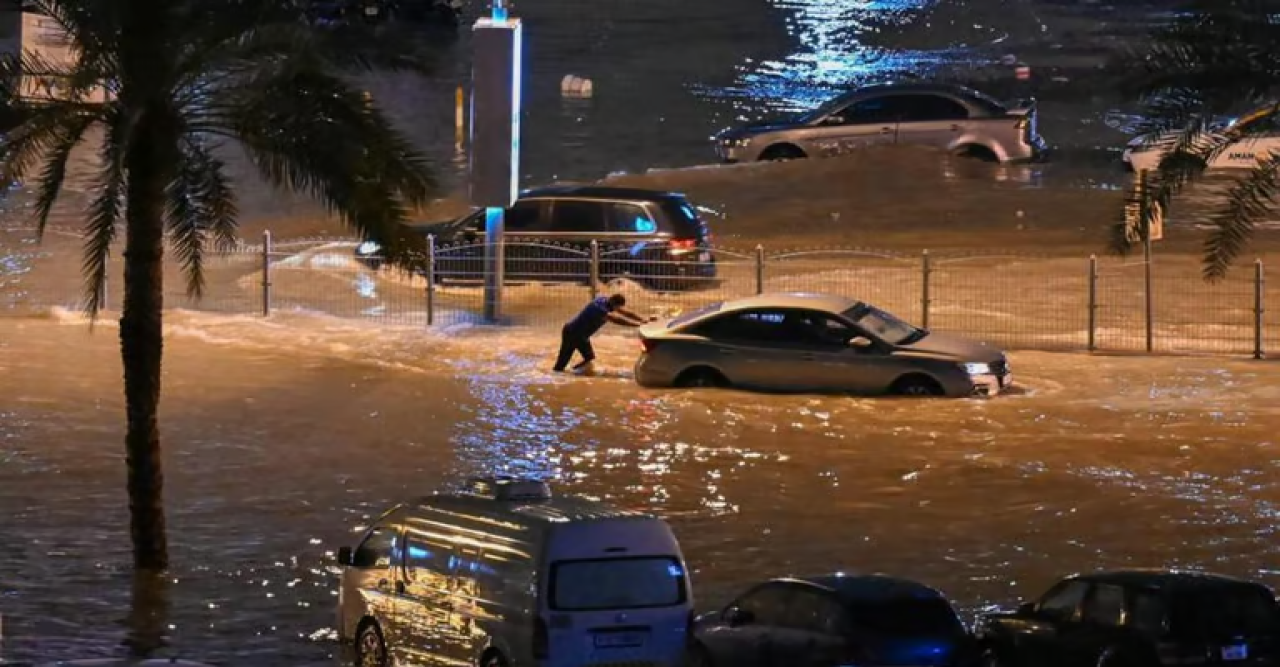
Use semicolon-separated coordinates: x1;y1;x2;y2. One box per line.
354;185;718;291
689;574;973;667
977;570;1280;667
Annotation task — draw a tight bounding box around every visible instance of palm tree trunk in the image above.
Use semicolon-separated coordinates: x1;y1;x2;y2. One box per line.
119;111;175;571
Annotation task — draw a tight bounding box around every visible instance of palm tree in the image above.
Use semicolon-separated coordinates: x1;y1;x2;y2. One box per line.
0;0;438;570
1108;0;1280;280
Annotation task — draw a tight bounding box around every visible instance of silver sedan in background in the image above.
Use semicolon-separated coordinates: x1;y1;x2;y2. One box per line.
713;82;1047;163
634;293;1011;397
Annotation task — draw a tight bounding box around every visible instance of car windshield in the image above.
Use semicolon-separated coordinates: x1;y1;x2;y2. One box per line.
848;598;965;637
671;301;723;328
843;304;922;345
549;557;687;611
796;94;853;124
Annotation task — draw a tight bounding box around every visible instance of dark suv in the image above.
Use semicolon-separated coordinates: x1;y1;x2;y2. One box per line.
354;185;718;291
977;570;1280;667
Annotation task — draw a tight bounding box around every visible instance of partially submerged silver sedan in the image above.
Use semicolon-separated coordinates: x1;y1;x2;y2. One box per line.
635;293;1011;397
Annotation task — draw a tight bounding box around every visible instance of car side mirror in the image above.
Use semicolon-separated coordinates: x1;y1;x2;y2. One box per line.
848;336;873;349
337;546;353;566
1017;601;1036;615
725;606;754;627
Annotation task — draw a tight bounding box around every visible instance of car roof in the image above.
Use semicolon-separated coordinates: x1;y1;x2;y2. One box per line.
411;493;651;525
1071;569;1269;593
779;573;949;603
720;292;863;314
520;185;688;203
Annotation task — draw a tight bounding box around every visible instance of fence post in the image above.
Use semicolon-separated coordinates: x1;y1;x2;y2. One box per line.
261;230;272;316
1255;258;1265;360
1087;254;1097;352
755;245;765;295
426;234;436;327
921;249;931;329
589;240;600;299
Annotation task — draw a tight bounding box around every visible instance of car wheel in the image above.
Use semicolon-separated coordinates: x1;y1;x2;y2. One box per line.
481;649;510;667
979;647;1006;667
759;144;806;161
891;374;942;397
955;144;999;162
1097;646;1159;667
355;620;389;667
687;641;716;667
675;367;727;389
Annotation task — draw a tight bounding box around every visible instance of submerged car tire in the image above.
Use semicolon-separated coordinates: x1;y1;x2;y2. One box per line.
675;367;728;388
955;144;999;162
481;649;510;667
759;144;806;161
687;641;716;667
891;374;943;397
355;620;389;667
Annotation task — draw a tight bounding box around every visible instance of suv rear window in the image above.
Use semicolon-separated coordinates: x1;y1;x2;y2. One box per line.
549;557;687;611
847;598;965;637
1170;588;1280;638
656;198;707;239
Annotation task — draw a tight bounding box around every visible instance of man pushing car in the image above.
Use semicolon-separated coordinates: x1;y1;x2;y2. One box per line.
554;293;654;374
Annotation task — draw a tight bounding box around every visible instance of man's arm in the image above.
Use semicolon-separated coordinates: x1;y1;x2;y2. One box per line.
606;312;644;327
615;307;655;324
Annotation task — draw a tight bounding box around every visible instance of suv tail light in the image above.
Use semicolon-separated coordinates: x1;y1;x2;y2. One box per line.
669;238;697;254
639;338;660;353
533;616;549;660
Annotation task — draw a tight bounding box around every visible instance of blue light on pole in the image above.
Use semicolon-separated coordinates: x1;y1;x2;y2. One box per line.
491;0;507;21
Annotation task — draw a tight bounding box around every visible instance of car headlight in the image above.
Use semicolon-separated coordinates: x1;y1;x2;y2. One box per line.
963;362;991;375
356;241;381;255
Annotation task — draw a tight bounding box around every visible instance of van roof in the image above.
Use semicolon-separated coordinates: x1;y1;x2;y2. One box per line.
412;493;653;526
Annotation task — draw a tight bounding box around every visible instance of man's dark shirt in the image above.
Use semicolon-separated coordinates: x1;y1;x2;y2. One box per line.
566;296;617;336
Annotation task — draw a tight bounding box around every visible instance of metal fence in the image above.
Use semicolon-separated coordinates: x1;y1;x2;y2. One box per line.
33;231;1277;358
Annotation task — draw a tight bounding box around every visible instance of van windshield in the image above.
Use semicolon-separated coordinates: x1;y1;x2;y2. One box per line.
550;556;687;611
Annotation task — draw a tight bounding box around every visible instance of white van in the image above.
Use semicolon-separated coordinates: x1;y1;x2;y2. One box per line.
335;476;694;667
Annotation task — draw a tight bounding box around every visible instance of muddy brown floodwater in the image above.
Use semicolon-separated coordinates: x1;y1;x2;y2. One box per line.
3;311;1280;665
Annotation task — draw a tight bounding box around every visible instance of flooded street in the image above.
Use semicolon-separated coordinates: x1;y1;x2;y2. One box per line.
4;312;1280;665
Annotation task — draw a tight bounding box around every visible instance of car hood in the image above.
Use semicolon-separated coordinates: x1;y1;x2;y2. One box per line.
898;331;1004;364
721;116;801;139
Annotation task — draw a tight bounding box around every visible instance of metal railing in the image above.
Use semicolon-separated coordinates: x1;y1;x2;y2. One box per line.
15;230;1277;358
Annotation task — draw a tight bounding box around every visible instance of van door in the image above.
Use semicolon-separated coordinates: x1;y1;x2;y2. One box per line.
542;554;691;666
340;526;416;664
402;529;462;666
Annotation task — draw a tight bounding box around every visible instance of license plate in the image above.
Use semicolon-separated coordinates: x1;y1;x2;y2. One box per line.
698;251;710;262
1222;645;1248;661
593;631;646;648
363;5;378;14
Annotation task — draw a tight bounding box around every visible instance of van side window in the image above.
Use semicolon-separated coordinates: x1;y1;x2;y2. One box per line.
551;200;606;233
506;200;547;233
352;527;399;568
405;533;455;588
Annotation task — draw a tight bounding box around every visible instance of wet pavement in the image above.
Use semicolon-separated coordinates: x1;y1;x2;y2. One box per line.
3;313;1280;665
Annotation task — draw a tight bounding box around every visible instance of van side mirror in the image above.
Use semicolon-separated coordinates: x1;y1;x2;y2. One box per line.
724;606;754;627
337;546;353;566
848;336;873;349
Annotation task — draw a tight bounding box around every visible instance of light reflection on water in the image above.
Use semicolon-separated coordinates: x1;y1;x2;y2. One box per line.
4;316;1280;665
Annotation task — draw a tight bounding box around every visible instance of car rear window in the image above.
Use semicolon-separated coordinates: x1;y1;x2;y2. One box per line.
658;198;707;239
1170;588;1280;638
670;302;723;328
549;557;687;611
847;598;965;637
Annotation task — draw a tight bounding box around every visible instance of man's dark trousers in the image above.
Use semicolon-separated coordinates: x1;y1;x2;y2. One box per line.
553;324;595;371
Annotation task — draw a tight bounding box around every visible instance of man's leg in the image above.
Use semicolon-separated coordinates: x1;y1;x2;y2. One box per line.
553;328;577;372
571;336;596;372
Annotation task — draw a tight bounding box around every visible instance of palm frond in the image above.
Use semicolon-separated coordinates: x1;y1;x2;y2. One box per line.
201;67;436;266
1202;149;1280;281
28;111;96;237
165;136;238;298
80;110;129;319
